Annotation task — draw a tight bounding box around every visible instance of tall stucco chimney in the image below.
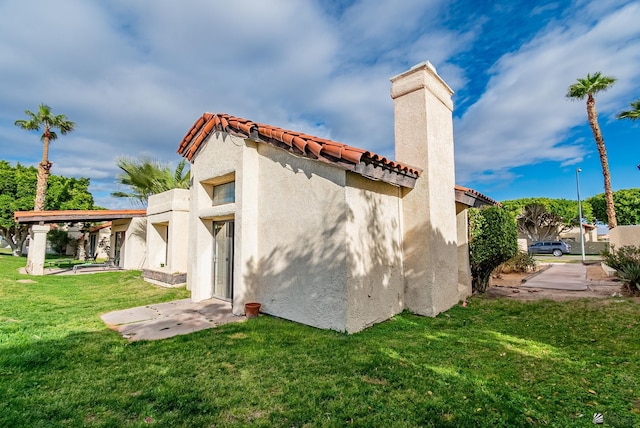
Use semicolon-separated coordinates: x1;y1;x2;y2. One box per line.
391;61;459;316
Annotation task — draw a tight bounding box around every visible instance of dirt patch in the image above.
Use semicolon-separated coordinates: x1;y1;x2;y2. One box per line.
487;263;629;301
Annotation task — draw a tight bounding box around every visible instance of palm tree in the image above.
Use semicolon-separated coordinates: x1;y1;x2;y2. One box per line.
14;104;75;211
112;157;190;205
566;72;617;229
617;99;640;121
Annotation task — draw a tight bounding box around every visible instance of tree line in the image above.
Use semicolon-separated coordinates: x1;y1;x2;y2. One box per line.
0;161;96;255
501;191;640;242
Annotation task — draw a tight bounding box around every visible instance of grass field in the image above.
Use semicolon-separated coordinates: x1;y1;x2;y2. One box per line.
1;254;639;427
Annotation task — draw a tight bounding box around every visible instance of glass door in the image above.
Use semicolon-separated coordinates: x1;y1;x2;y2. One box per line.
213;221;234;300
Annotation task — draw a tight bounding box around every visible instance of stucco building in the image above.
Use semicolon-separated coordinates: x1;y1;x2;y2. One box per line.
175;61;495;333
15;61;496;333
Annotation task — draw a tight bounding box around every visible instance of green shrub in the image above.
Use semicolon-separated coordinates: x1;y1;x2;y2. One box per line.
495;250;537;275
469;206;518;293
46;228;73;255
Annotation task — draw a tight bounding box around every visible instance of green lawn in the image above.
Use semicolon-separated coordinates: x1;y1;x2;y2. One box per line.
534;254;603;264
1;254;639;427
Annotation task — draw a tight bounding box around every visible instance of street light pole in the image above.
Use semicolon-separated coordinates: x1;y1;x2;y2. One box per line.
576;168;585;263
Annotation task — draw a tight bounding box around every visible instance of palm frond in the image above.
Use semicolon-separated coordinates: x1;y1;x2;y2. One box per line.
617;99;640;121
113;156;191;205
566;72;616;100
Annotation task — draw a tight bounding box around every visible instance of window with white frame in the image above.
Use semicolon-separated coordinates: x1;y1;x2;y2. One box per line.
212;181;235;206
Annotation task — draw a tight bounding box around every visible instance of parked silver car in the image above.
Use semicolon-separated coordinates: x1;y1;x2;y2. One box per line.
527;241;571;257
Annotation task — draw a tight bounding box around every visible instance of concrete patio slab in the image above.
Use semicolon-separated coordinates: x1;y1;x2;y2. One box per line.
101;298;245;341
101;306;159;325
521;263;588;291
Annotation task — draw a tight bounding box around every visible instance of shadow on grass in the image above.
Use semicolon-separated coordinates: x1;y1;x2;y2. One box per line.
1;303;638;427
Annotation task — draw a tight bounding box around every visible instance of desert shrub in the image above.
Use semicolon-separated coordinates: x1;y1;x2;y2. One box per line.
601;245;640;270
601;245;640;294
495;251;537;275
617;263;640;293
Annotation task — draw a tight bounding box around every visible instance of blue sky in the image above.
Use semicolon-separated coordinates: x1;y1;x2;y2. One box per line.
0;0;638;208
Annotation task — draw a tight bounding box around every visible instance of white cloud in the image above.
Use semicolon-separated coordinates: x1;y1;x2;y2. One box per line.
2;0;636;208
454;1;640;183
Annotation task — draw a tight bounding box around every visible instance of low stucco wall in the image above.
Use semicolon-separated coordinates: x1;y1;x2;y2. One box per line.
609;225;640;248
567;241;608;255
142;269;186;287
147;188;190;215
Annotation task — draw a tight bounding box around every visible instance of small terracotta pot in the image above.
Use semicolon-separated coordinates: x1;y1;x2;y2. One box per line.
245;302;261;318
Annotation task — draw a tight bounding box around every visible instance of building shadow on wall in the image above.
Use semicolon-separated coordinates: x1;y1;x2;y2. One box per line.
243;183;461;332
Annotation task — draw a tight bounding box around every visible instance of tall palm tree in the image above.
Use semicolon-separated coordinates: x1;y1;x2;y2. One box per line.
14;104;75;211
617;99;640;121
566;72;617;229
112;157;190;206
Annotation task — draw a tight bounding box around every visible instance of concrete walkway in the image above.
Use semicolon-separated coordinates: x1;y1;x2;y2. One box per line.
101;298;245;341
521;263;589;291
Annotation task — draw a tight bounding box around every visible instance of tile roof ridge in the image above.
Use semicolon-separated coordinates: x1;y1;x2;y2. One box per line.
177;113;423;181
454;185;499;206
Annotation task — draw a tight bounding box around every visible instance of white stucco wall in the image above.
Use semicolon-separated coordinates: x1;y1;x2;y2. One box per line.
111;218;146;270
609;225;640;248
63;225;84;255
253;144;350;331
188;132;415;332
88;226;111;259
188;131;243;303
455;207;472;300
560;226;599;243
146;189;190;273
345;174;404;333
391;61;460;317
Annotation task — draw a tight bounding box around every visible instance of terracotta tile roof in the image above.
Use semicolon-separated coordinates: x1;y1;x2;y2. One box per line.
177;113;421;188
89;221;112;232
454;185;500;207
176;113;497;202
14;210;146;224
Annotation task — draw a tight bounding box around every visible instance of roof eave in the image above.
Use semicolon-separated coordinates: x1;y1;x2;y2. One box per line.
454;187;499;208
14;210;147;224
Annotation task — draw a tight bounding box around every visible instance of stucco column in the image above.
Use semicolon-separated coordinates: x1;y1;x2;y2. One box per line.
26;224;50;275
456;209;472;300
233;140;259;315
391;61;460;316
